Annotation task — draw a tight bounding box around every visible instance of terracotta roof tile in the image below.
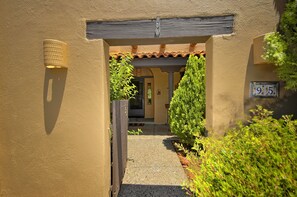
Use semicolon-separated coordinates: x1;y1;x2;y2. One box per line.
110;51;205;59
109;43;205;59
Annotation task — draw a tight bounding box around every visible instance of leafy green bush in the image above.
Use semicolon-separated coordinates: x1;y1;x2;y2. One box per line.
186;106;297;196
263;0;297;90
128;128;143;135
109;55;137;101
169;55;206;147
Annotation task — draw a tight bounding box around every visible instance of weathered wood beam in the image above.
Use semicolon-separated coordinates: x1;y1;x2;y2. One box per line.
87;15;234;40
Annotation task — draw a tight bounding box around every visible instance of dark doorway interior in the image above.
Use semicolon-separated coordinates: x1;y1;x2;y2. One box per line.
129;77;144;117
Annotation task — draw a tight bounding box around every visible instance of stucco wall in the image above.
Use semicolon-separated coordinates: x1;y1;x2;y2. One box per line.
150;68;181;124
0;1;111;196
244;36;297;118
244;62;297;119
203;1;284;133
151;68;169;124
0;0;286;196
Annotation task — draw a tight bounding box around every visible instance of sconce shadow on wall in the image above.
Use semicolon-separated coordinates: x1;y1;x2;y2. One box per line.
43;39;68;134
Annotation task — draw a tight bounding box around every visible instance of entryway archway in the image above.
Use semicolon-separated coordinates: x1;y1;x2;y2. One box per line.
87;15;234;197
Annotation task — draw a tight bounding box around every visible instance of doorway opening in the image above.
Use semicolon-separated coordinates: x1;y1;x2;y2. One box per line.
110;44;205;125
129;77;144;118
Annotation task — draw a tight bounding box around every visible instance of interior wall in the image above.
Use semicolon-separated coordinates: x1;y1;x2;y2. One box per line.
151;68;168;124
134;67;181;122
174;72;181;90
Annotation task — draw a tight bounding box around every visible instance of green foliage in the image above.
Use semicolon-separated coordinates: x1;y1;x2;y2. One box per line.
263;0;297;90
173;141;191;155
186;106;297;196
169;55;206;147
128;128;143;135
109;55;137;101
264;32;287;66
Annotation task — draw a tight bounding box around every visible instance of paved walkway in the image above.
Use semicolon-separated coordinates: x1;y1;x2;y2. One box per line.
118;124;188;197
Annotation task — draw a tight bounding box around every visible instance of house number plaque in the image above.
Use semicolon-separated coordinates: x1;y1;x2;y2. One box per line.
250;81;279;98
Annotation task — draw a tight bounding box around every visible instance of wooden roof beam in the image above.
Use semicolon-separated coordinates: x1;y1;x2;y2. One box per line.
159;44;166;53
131;45;138;53
189;43;197;52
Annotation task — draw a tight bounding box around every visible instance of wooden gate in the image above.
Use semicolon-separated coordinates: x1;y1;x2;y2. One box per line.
111;100;128;197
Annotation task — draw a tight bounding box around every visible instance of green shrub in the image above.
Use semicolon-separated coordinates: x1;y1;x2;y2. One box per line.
263;0;297;90
128;128;143;135
109;54;137;101
169;55;206;147
186;106;297;196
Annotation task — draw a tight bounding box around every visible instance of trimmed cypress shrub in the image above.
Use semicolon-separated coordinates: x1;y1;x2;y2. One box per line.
169;55;206;147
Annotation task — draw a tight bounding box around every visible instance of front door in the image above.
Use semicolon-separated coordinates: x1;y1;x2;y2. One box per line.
129;78;144;117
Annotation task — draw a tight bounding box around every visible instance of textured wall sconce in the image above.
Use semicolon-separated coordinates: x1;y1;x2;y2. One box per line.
43;39;68;68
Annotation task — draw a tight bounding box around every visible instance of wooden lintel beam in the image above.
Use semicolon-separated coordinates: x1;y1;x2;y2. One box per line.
131;45;138;53
87;15;234;40
159;44;166;53
189;43;197;52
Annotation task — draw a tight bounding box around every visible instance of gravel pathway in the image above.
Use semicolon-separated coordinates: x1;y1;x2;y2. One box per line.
118;124;188;197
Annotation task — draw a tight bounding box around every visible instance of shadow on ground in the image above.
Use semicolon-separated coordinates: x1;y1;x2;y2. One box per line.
118;184;189;197
162;137;179;153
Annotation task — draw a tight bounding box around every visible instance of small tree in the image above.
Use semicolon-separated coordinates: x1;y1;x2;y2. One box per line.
263;0;297;90
109;54;137;101
169;55;206;147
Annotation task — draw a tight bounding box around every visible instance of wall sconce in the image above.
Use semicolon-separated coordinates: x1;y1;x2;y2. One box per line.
43;39;68;68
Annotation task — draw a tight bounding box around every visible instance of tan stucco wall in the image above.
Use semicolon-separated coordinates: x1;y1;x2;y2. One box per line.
244;35;297;118
150;68;181;124
0;1;111;196
203;1;284;134
244;60;297;118
151;68;169;124
0;0;286;196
